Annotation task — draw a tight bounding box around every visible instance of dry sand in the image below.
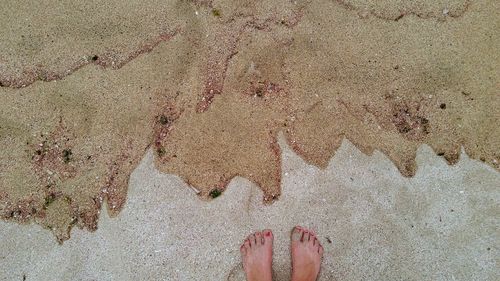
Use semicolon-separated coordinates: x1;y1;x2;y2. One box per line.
0;0;498;242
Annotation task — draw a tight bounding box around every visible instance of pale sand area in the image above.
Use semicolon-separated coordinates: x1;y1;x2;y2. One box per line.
1;137;498;281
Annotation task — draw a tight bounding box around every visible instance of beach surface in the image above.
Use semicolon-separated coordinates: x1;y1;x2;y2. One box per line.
1;138;498;280
0;0;498;279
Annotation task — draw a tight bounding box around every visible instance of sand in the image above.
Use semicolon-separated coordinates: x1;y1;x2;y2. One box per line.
0;0;498;241
1;139;498;280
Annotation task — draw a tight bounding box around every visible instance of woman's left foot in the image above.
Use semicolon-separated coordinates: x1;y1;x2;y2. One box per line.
240;229;274;281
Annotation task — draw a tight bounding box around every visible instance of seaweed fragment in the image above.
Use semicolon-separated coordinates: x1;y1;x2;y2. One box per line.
209;189;222;198
62;149;72;163
211;9;221;17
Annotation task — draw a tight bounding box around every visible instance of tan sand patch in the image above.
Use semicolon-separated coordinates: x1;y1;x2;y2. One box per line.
0;0;498;241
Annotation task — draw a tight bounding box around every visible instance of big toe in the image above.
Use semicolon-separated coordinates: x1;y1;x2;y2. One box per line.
291;226;304;242
262;229;273;246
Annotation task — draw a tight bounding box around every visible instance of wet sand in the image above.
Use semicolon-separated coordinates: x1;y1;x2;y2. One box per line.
0;0;498;241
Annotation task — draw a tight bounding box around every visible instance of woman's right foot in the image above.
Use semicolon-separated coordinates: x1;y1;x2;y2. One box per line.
290;226;324;281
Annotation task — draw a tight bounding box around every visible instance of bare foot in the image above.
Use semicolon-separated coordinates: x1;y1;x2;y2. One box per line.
291;226;324;281
240;229;274;281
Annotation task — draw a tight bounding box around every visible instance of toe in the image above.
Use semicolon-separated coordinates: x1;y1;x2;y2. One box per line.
303;231;311;242
255;232;263;246
291;226;303;242
318;244;324;255
248;234;257;247
240;243;247;255
262;229;273;245
244;238;251;249
313;238;322;253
